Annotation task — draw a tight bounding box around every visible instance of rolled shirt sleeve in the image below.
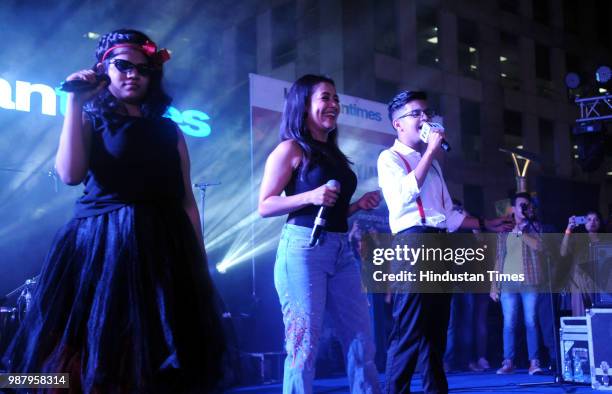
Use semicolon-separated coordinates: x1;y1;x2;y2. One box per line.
378;140;462;233
377;149;420;214
435;161;466;232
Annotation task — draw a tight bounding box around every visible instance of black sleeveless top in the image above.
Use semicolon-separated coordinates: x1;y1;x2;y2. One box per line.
74;112;184;218
285;146;357;233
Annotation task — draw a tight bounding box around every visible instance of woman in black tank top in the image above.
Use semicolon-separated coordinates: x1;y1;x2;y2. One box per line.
259;75;382;393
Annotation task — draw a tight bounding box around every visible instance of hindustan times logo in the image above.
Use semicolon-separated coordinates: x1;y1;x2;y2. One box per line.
0;78;212;137
340;103;382;122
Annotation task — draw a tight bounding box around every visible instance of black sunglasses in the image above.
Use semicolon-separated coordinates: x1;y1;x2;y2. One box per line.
395;108;437;121
111;59;155;76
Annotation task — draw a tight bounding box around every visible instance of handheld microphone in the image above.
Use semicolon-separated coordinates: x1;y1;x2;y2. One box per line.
60;74;110;92
309;179;340;247
420;122;451;152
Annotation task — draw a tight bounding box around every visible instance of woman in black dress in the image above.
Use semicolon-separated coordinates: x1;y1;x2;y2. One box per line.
2;29;225;393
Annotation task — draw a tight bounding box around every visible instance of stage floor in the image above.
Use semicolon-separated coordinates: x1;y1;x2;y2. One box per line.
227;370;598;393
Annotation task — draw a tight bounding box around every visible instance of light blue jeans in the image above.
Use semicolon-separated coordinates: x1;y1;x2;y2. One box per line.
274;224;380;394
500;291;539;361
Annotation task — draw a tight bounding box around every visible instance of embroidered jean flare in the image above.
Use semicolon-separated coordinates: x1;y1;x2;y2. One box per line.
274;224;380;394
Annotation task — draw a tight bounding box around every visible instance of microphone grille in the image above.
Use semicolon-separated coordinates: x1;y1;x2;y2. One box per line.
326;179;340;189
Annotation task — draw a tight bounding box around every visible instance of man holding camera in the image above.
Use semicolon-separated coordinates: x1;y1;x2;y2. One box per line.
490;192;544;375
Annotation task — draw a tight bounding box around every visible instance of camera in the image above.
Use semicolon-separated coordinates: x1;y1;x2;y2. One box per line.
574;216;587;225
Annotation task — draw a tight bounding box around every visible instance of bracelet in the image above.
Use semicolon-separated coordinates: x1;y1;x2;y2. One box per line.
478;217;486;232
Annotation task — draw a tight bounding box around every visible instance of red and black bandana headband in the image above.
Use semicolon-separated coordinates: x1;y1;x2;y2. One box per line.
100;40;171;65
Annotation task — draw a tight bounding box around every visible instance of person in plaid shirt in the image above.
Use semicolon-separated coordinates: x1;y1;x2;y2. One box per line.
490;192;544;375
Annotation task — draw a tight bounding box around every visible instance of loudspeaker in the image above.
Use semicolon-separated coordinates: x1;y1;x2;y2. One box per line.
590;242;612;308
586;309;612;390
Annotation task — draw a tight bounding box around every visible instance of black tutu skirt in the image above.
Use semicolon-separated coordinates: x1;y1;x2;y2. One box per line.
2;203;225;393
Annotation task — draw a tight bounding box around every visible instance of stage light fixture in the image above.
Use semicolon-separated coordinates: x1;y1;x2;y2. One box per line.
595;66;611;83
564;72;581;89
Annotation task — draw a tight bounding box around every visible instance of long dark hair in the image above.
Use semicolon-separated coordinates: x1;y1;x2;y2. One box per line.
280;74;351;176
85;29;172;118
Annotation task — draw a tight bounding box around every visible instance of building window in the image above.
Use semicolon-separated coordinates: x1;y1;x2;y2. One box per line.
374;1;399;58
271;2;296;68
416;4;440;67
565;53;582;74
532;0;550;25
535;44;551;81
535;44;554;97
457;18;479;79
427;92;443;116
595;0;611;48
503;109;523;148
563;0;581;34
375;79;398;104
539;118;555;174
499;0;519;14
504;110;522;136
500;32;521;90
460;99;481;162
